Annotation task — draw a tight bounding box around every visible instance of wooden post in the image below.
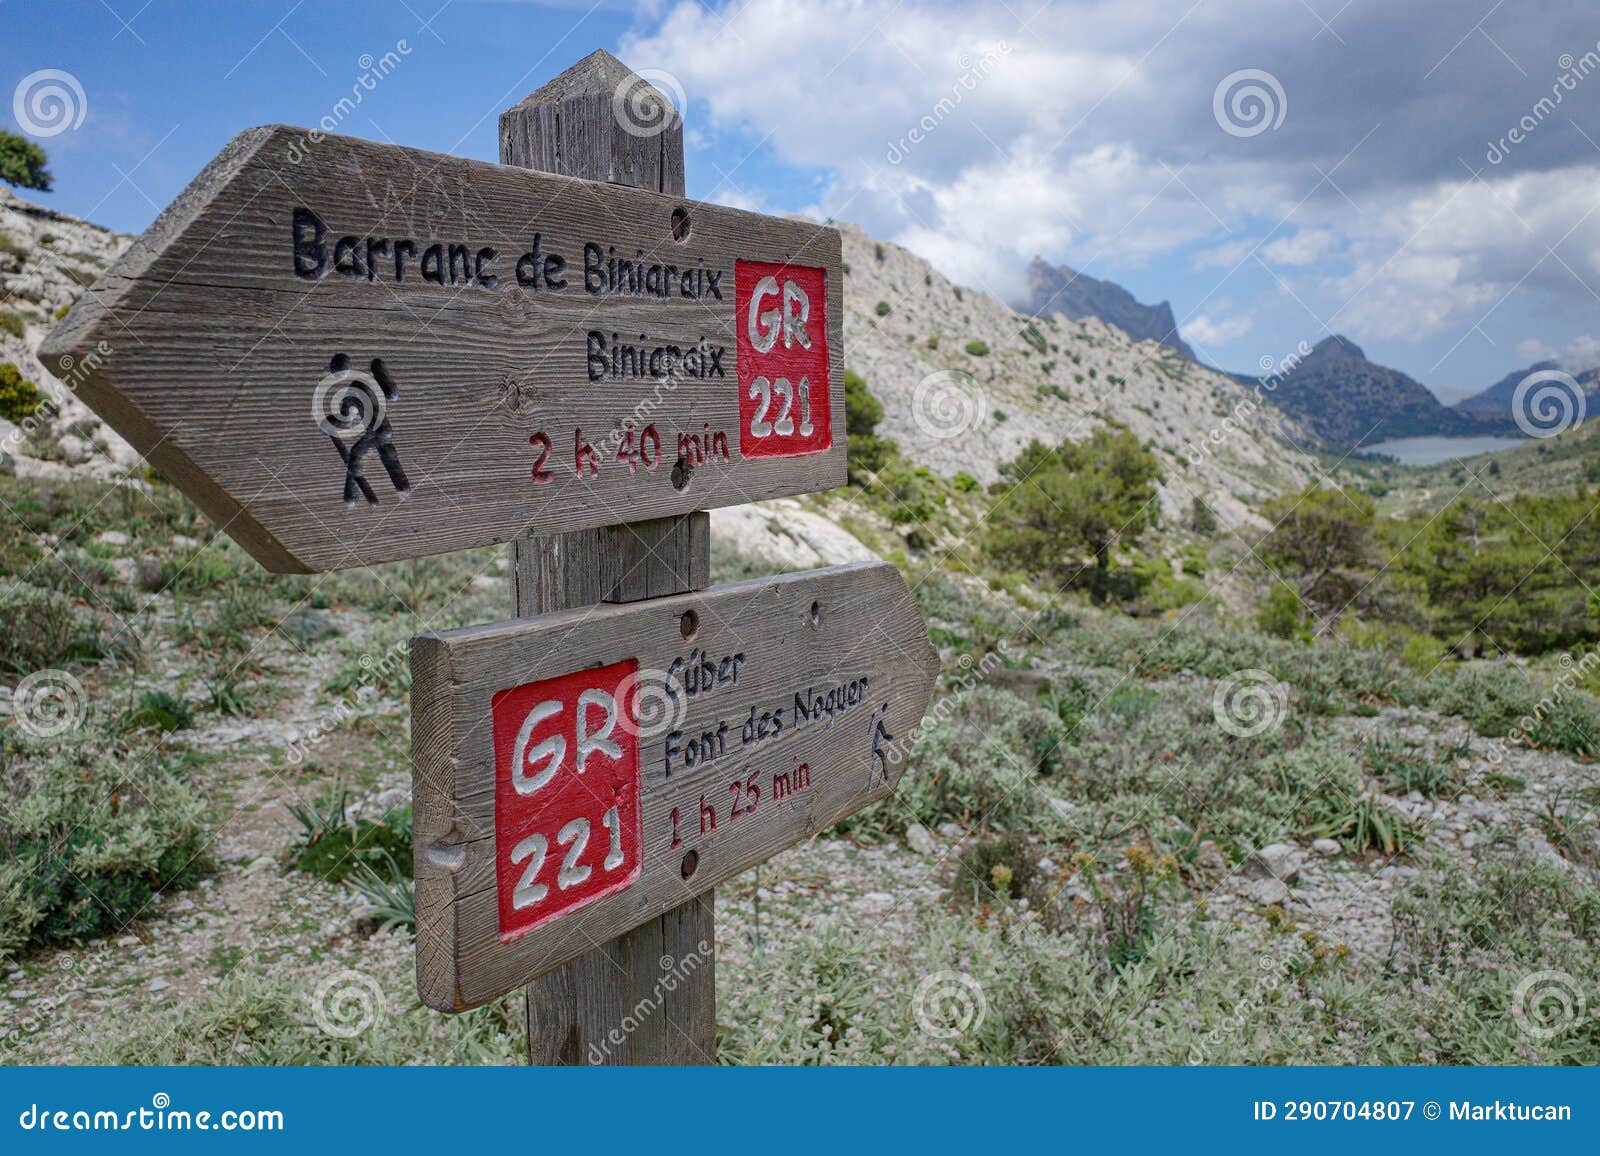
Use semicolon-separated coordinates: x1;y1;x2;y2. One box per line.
499;50;717;1066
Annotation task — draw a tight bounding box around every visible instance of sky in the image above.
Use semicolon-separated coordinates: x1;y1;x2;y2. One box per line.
9;0;1600;400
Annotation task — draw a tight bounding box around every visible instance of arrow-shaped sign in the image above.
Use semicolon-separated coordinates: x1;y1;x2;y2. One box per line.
410;561;937;1011
40;125;844;572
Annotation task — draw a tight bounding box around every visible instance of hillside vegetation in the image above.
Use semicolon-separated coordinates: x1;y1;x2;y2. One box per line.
1;189;1598;1066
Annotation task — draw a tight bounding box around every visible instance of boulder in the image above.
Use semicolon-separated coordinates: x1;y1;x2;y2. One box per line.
1242;842;1303;884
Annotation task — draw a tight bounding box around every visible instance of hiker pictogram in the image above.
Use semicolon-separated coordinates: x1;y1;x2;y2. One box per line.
314;354;410;507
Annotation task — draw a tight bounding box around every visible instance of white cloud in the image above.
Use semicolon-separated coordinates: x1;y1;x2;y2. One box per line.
1262;228;1332;266
1192;239;1255;269
1327;165;1600;338
1184;312;1254;347
1556;335;1600;369
622;0;1600;346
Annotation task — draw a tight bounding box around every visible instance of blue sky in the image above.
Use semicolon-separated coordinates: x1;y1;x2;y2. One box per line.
10;0;1600;399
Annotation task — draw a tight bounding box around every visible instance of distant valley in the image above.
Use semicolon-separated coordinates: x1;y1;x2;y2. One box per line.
1023;260;1596;453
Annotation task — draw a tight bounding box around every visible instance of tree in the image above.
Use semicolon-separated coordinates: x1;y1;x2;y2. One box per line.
1257;484;1374;624
0;131;52;192
1258;580;1311;641
844;370;895;482
1395;494;1598;655
986;426;1163;602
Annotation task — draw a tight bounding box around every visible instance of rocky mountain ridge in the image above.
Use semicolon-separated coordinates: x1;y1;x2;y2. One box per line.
841;225;1315;530
1245;335;1485;449
1;188;1316;536
1024;255;1197;361
1453;357;1600;427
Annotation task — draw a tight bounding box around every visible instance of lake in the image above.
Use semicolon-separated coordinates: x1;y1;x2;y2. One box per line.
1361;435;1527;466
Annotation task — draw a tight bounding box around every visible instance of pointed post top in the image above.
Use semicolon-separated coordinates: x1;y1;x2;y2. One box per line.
500;49;685;195
516;49;675;116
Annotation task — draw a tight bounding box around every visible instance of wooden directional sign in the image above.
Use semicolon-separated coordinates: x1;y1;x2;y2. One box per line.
410;561;937;1012
39;124;844;573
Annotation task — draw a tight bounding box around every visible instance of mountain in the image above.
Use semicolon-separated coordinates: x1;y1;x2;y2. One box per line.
1453;358;1600;427
842;226;1314;529
0;187;138;480
1253;335;1483;450
1025;256;1197;362
0;187;1316;534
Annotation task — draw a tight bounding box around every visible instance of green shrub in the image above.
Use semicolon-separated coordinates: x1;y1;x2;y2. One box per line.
882;686;1065;833
0;732;210;960
952;833;1044;911
874;300;891;317
844;370;896;482
0;310;25;339
964;340;990;356
0;578;80;672
0;362;44;423
91;969;522;1065
1258;581;1311;641
1401;632;1447;674
123;690;195;733
287;788;413;884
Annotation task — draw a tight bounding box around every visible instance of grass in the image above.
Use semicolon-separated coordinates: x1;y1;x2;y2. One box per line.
89;964;523;1065
349;854;416;934
286;788;413;884
7;452;1600;1067
1303;789;1421;856
122;689;195;733
1363;736;1458;797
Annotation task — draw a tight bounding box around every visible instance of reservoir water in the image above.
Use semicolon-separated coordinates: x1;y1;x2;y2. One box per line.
1362;435;1527;466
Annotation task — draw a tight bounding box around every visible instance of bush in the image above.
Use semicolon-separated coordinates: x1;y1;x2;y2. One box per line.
1400;632;1446;674
844;370;895;482
965;340;990;356
0;362;44;423
92;968;522;1064
883;686;1065;833
0;310;25;339
1424;664;1556;740
1258;581;1311;641
287;788;413;883
874;300;891;317
0;578;80;672
0;732;210;960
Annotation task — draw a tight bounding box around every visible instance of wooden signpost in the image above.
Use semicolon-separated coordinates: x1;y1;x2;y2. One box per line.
39;50;937;1065
39;123;844;572
412;562;935;1012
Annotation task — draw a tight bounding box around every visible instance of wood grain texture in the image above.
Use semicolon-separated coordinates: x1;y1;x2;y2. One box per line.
500;50;715;1065
37;119;844;573
410;560;938;1012
510;514;710;610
